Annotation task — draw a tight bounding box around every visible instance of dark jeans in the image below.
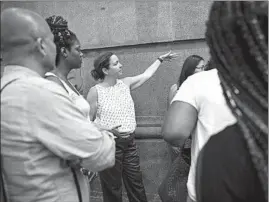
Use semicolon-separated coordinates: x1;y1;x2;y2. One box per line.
99;134;147;202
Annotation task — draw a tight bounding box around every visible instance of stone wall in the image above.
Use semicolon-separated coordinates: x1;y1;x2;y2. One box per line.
1;1;212;131
1;1;212;201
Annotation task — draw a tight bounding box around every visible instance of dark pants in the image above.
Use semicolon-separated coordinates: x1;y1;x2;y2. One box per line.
99;134;147;202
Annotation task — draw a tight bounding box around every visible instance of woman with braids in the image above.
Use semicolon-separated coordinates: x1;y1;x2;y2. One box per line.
196;1;268;202
87;51;178;202
44;15;98;201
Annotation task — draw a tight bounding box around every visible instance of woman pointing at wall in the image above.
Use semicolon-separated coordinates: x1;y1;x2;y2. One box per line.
87;51;178;202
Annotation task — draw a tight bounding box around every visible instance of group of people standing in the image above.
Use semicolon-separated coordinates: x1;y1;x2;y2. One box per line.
1;1;268;202
0;7;177;202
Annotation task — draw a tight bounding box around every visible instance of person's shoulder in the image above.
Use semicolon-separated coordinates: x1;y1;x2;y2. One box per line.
88;85;97;92
11;77;69;101
30;77;68;94
87;85;98;99
184;69;219;90
1;76;70;110
189;69;217;82
118;79;127;86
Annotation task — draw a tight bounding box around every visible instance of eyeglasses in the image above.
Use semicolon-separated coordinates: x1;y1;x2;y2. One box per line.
196;64;205;70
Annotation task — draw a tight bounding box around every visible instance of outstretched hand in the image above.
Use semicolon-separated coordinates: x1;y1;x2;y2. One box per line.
159;51;179;62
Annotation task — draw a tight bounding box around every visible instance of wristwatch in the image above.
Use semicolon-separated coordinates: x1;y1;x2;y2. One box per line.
157;57;164;63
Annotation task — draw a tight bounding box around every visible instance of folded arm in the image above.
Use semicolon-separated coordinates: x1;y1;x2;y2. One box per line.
162;101;197;148
30;83;116;172
162;76;198;148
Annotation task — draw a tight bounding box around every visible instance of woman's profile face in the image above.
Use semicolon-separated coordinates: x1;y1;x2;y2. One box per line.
66;40;83;69
107;54;123;77
194;60;205;73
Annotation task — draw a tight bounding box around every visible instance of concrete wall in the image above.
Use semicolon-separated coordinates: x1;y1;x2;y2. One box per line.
1;1;212;201
1;1;212;130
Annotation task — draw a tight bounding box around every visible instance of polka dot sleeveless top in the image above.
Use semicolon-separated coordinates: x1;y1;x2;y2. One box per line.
94;80;136;133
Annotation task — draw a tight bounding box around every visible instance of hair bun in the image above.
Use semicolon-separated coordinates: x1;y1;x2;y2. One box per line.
91;69;99;81
46;15;68;31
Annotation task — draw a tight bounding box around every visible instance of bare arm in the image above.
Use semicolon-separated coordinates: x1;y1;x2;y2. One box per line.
122;51;178;90
162;101;198;148
87;86;98;121
86;86;123;138
122;59;162;90
167;84;178;109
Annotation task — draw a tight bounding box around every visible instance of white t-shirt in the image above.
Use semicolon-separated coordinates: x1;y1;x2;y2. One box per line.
172;69;237;201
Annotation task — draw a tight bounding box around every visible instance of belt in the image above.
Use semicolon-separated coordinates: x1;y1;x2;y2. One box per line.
120;132;133;138
116;132;135;142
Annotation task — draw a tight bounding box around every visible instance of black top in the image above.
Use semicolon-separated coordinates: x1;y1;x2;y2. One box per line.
196;124;266;202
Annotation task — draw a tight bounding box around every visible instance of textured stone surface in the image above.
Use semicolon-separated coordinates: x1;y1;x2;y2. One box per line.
80;40;210;117
1;1;212;49
1;1;211;118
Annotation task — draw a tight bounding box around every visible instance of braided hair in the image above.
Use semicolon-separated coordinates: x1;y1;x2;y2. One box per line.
206;1;268;199
45;15;78;66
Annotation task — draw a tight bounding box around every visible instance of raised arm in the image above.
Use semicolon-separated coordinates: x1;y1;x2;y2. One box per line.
29;82;116;172
122;51;178;90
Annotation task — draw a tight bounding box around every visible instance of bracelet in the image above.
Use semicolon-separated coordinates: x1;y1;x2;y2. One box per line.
157;57;163;63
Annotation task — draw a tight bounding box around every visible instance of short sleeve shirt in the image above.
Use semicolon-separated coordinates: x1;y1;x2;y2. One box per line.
172;69;237;201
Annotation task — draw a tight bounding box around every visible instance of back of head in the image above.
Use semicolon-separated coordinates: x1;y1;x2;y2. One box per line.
46;15;78;66
206;1;268;199
178;55;204;88
91;52;114;81
1;8;56;72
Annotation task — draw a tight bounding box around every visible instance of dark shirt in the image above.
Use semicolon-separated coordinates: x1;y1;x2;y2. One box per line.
196;124;266;202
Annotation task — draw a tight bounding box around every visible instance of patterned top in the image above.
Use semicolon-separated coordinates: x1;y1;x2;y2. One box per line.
95;80;136;133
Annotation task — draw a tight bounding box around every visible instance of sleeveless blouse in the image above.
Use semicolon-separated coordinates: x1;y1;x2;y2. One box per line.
95;80;136;133
45;72;90;120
